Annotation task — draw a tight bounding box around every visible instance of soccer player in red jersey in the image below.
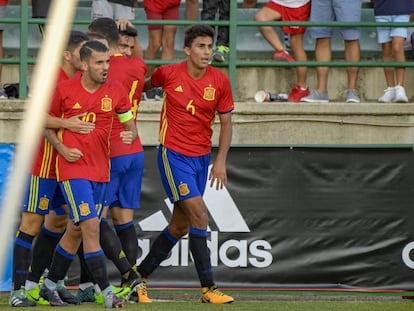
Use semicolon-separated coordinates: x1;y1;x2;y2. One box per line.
9;31;93;308
84;17;150;303
39;40;137;309
137;24;235;304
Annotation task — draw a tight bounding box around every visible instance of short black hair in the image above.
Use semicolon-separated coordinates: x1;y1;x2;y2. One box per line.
119;26;138;38
88;17;119;47
79;40;109;61
184;24;215;48
66;30;88;52
86;31;106;41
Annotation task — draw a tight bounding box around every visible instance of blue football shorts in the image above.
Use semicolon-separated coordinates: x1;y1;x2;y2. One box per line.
59;178;107;224
157;145;210;203
105;152;144;209
22;174;66;215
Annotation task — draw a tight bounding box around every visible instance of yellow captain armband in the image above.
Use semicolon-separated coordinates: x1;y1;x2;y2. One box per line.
118;110;133;123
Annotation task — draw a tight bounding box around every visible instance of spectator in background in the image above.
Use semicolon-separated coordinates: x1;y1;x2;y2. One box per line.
201;0;230;62
143;0;181;76
301;0;362;103
186;0;199;20
373;0;414;103
91;0;137;20
0;0;8;98
255;0;311;102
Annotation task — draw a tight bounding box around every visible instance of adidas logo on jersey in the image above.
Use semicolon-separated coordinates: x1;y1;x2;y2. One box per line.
174;85;183;92
72;102;82;109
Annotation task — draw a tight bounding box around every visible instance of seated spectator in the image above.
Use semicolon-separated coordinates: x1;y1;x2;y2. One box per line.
255;0;311;102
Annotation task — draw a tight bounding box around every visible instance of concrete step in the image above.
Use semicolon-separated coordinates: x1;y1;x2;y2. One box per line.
2;100;414;146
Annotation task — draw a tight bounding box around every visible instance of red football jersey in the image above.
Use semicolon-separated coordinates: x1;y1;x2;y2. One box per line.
151;61;234;157
108;53;147;158
50;76;132;182
30;68;69;178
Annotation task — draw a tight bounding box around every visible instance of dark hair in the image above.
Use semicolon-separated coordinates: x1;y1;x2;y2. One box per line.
88;17;119;47
80;40;109;61
184;24;215;48
119;26;138;38
66;30;88;52
86;31;106;41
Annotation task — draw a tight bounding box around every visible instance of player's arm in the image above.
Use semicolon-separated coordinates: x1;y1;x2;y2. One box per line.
143;77;154;92
118;110;138;145
44;129;83;162
209;112;233;190
46;113;95;134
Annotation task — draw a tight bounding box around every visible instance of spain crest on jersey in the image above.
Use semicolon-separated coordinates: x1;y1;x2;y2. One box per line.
101;96;112;112
203;86;216;101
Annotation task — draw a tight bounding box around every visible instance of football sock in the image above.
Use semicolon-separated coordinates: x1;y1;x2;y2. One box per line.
138;227;178;278
12;230;35;290
100;219;131;276
114;221;138;266
189;227;214;288
47;243;75;283
84;250;110;292
27;225;62;283
77;243;95;285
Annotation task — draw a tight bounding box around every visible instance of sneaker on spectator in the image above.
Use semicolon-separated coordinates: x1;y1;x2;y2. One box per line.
394;85;408;103
9;287;36;307
345;89;360;103
212;45;229;63
0;87;7;99
273;50;294;62
288;85;310;102
378;86;396;103
301;90;329;103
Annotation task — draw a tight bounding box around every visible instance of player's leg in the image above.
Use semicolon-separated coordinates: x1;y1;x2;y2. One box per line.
10;176;55;307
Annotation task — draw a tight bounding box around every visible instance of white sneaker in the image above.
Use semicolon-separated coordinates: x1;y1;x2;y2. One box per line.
394;85;408;103
378;87;396;103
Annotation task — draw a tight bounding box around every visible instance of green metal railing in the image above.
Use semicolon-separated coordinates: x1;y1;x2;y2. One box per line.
1;1;414;99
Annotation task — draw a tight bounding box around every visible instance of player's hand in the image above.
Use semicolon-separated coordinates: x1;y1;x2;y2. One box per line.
117;18;134;31
120;131;134;145
208;162;227;190
57;145;83;162
63;113;95;134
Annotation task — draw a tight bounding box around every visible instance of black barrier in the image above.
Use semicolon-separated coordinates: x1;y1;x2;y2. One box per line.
65;146;414;290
